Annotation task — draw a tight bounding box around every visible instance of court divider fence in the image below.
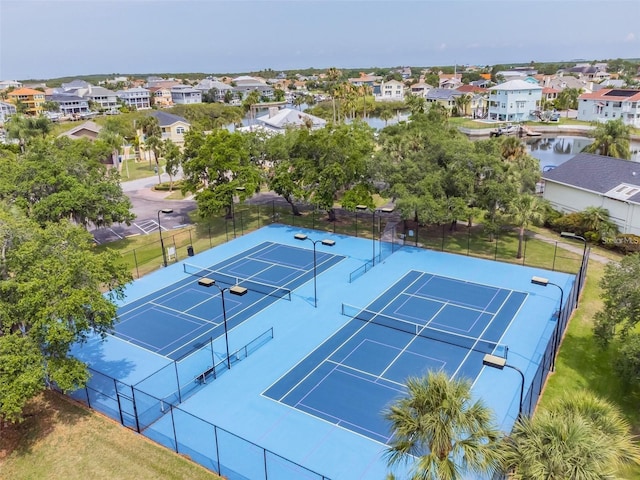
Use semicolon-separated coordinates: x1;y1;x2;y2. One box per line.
117;198;589;283
61;327;331;480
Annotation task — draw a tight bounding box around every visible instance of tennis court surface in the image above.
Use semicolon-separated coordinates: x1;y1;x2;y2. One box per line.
113;241;344;360
70;225;576;480
265;270;526;443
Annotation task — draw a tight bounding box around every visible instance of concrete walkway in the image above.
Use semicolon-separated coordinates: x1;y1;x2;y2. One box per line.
527;230;613;265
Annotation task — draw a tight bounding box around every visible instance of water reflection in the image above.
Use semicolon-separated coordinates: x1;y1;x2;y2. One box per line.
526;136;640;170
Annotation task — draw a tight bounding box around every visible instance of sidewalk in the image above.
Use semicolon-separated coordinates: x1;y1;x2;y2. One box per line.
527;230;613;265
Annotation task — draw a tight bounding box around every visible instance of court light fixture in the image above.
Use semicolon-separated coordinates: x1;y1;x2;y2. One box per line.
483;354;525;419
531;276;564;371
157;208;173;267
294;233;336;307
200;278;248;369
559;231;587;305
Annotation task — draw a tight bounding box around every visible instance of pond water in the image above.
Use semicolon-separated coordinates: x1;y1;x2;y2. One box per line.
525;136;640;170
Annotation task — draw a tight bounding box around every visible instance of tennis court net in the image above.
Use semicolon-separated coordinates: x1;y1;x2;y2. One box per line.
341;303;508;358
184;263;292;301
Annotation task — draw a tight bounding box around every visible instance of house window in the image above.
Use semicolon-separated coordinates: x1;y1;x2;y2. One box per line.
176;127;185;134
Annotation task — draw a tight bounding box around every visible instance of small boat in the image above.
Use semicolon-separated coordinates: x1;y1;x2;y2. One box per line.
490;123;519;137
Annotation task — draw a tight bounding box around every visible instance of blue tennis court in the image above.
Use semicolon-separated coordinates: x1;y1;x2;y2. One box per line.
264;270;527;443
114;241;345;360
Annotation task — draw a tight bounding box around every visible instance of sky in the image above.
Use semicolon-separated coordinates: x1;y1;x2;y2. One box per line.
1;0;639;80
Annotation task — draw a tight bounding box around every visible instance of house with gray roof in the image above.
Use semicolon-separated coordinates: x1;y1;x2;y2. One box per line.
47;93;90;116
147;110;190;147
542;152;640;235
232;76;274;100
117;87;151;110
170;85;202;105
194;78;232;102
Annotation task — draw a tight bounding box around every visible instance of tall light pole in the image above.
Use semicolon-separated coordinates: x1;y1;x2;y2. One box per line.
230;186;246;239
157;208;173;267
560;231;587;304
356;205;394;266
201;279;248;370
483;354;526;419
294;233;335;307
531;276;564;371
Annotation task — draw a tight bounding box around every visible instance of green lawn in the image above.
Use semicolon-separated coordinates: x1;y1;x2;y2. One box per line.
0;392;219;480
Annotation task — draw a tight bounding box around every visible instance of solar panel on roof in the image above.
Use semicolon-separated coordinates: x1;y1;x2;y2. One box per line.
603;90;637;98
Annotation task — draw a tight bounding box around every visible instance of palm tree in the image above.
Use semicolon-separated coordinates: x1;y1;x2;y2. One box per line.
503;391;640;479
326;67;342;123
454;94;471;117
360;84;372;119
507;194;547;259
583;118;632;159
379;106;395;126
384;371;503;480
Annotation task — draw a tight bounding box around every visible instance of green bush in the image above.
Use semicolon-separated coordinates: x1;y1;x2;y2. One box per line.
153;180;185;191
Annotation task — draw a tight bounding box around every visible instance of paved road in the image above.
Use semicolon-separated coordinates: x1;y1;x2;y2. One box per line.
92;174;197;244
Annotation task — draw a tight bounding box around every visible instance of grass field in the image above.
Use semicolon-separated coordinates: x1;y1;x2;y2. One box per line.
0;392;219;480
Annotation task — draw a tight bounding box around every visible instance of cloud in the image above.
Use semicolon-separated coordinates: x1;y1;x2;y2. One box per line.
625;32;636;42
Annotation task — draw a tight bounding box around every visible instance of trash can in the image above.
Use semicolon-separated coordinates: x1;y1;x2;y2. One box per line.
187;245;194;257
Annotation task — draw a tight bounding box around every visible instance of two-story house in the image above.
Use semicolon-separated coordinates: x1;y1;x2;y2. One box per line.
487;79;542;122
577;89;640;127
374;80;405;102
147;111;190;148
7;87;45;115
0;101;17;123
86;86;119;111
170;85;202;105
194;78;233;102
232;76;274;100
117;87;151;110
47;94;91;116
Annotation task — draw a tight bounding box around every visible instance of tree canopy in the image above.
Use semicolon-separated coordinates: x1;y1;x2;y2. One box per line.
0;206;131;422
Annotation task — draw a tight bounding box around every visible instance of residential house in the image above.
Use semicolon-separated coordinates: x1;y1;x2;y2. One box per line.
0;101;17;123
86;86;119;111
409;82;433;98
425;88;466;115
487;79;542;122
374;80;405;101
194;78;233;101
544;75;591;93
146;77;182;89
7;87;45;115
117;87;151;110
57;121;121;169
438;73;462;89
46;93;91;116
147;110;190;147
149;87;173;107
58;120;102;140
170;85;202;105
239;107;326;134
577;89;640;127
232;76;274;100
0;80;22;90
542;87;561;105
348;74;382;87
542;153;640;235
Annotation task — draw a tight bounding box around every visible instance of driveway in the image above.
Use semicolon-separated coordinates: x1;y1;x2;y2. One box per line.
92;174;197;244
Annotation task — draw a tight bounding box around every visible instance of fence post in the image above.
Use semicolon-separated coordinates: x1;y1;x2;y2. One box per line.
131;387;141;433
169;405;179;452
552;243;558;271
85;386;91;408
494;233;499;260
467;227;471;256
264;449;269;480
214;426;222;474
115;379;125;426
522;234;528;265
174;361;182;404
